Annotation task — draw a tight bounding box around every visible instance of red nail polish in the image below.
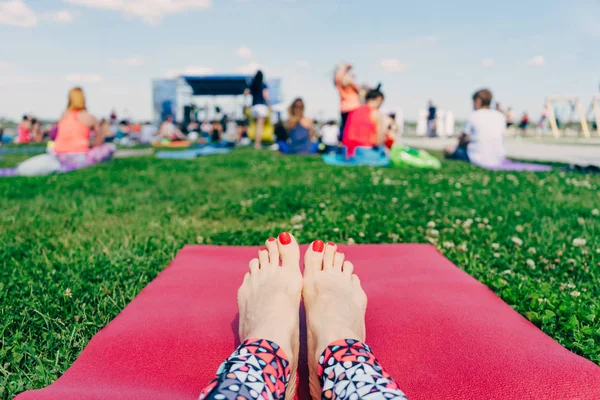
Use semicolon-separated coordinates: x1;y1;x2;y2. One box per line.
328;242;335;246
313;240;325;252
268;237;276;242
259;247;267;252
279;232;292;245
336;250;343;253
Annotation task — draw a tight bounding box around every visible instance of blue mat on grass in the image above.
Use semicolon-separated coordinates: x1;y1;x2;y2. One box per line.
323;146;390;167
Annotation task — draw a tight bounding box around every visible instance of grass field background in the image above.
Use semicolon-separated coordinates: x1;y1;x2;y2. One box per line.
1;149;599;399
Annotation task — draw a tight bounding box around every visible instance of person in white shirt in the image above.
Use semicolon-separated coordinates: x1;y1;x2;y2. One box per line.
444;89;506;167
319;120;339;153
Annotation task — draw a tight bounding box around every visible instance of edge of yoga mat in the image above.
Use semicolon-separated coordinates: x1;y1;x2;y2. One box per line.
15;244;600;400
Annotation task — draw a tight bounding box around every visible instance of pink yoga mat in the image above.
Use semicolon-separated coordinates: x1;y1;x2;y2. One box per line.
16;245;600;400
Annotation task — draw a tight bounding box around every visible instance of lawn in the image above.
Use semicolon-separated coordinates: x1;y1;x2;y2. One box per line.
1;149;599;399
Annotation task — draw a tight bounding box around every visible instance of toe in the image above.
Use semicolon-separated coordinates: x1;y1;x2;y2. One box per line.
351;273;361;286
323;242;337;269
334;251;346;272
342;260;354;275
266;237;280;267
277;232;300;268
258;247;270;269
249;258;260;273
304;240;325;277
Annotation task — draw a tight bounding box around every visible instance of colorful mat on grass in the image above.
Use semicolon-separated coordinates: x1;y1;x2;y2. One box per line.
15;245;600;400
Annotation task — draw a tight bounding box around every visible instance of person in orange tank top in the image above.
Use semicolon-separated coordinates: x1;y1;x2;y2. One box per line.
334;63;361;142
53;87;115;170
341;86;385;157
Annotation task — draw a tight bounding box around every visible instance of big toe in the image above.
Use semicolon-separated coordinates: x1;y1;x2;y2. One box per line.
304;240;325;278
277;232;300;268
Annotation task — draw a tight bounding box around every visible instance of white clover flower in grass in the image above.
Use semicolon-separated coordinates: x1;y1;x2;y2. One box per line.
392;197;398;203
570;291;581;298
592;209;600;216
333;228;340;233
566;283;576;289
515;211;521;216
443;241;455;249
458;243;468;252
528;247;536;255
497;216;503;222
427;221;436;229
492;243;500;250
526;259;536;269
572;238;587;247
577;217;585;225
494;253;501;258
511;237;523;246
428;229;440;237
462;219;473;228
347;238;356;245
483;218;489;224
502;269;512;274
359;232;365;237
346;214;356;222
64;288;73;298
516;225;524;233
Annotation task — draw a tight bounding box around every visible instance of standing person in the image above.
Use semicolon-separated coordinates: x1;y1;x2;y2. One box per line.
444;88;506;168
54;87;115;168
536;107;548;135
334;63;361;142
519;112;529;135
427;100;437;137
17;115;31;144
495;103;503;113
244;70;270;149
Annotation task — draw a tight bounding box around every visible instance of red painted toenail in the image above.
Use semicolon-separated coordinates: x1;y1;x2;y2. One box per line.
336;250;343;253
279;232;292;245
259;247;267;252
313;240;325;252
328;242;335;246
268;237;276;242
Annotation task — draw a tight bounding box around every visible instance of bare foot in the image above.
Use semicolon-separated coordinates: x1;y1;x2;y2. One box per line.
302;241;368;400
237;232;302;400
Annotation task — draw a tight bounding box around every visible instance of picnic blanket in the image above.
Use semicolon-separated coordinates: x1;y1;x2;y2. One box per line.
323;147;391;167
156;146;232;159
480;159;552;172
15;245;600;400
114;149;155;159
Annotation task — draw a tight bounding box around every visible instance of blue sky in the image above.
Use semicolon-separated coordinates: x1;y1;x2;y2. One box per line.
0;0;599;121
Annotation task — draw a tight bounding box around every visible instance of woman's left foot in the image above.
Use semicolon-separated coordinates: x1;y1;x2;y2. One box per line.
237;232;302;400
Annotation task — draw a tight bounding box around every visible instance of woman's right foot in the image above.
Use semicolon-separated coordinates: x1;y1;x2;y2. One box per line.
302;241;368;400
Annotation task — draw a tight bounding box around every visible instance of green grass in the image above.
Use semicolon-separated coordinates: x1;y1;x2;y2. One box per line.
1;149;599;399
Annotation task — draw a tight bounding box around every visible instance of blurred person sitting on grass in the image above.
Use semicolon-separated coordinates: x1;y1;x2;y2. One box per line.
52;87;116;168
444;88;506;168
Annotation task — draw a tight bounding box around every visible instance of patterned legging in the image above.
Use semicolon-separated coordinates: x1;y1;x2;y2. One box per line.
199;338;407;400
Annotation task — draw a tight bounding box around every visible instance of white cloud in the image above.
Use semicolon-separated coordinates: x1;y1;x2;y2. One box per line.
65;0;211;24
296;60;310;68
0;0;37;27
165;66;214;78
111;55;145;66
65;73;103;84
0;75;38;86
40;9;74;23
527;55;545;66
235;46;253;59
379;59;408;73
481;58;495;68
235;62;261;75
